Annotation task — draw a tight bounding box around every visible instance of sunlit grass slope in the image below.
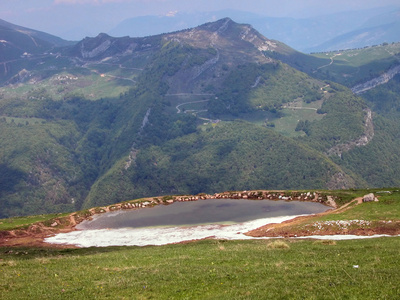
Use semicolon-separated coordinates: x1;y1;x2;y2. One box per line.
0;237;399;299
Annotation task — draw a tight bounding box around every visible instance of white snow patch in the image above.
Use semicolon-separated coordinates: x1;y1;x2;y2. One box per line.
296;234;398;240
45;215;304;247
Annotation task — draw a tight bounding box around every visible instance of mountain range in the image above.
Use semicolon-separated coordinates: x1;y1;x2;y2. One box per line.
109;7;400;52
0;18;400;218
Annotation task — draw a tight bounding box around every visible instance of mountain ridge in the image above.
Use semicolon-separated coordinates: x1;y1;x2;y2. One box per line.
0;18;73;47
109;7;400;52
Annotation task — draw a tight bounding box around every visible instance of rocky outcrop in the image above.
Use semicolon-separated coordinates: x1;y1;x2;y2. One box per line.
191;48;220;80
363;193;379;202
327;108;374;157
352;64;400;94
124;148;138;170
81;39;112;59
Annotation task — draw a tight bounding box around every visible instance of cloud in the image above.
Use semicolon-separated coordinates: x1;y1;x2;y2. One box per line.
165;10;178;17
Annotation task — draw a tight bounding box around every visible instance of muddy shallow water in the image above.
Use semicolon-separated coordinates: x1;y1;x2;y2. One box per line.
77;198;329;230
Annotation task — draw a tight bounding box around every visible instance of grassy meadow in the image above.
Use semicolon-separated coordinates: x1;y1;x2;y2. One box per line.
1;237;399;299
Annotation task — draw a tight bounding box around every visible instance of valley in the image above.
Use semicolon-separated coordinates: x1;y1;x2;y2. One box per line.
0;13;400;299
0;18;399;220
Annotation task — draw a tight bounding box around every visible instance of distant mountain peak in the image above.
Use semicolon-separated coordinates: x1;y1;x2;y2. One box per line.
198;17;233;31
69;18;292;65
162;17;286;60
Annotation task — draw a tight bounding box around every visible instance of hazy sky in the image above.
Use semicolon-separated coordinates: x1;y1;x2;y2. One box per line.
1;0;399;40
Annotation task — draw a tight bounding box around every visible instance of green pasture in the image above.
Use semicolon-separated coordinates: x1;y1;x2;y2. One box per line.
311;43;400;86
273;99;324;137
0;237;399;299
0;69;134;102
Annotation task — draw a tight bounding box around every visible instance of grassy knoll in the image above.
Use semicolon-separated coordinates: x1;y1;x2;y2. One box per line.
250;189;400;237
320;191;400;222
0;237;399;299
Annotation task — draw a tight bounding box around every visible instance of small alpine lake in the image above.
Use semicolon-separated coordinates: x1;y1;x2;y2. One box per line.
77;198;329;230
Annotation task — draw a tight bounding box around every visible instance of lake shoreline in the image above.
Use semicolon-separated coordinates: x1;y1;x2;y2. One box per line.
1;190;335;248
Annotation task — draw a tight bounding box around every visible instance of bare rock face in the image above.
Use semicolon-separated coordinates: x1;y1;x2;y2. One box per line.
363;193;378;202
81;39;111;59
326;196;338;209
352;65;400;95
327;109;374;158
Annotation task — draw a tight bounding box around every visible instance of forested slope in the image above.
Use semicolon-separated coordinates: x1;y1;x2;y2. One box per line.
0;18;399;217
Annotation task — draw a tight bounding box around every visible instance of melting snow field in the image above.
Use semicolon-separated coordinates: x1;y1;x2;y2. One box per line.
44;215;396;247
45;215;300;247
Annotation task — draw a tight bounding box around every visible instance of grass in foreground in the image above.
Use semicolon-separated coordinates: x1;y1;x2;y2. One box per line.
0;237;399;299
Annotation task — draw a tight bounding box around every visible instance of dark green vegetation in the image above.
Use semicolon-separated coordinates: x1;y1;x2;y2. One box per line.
92;121;349;207
1;18;400;217
0;237;399;299
363;73;400;116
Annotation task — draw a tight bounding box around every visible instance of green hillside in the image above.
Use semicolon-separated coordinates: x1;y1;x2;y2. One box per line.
362;73;400;115
310;42;400;86
267;41;400;88
84;121;357;208
1;18;400;217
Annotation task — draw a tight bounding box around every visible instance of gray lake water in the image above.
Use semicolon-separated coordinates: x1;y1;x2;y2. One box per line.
77;199;329;230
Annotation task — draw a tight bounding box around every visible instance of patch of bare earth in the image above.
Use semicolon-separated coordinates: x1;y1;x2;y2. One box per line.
0;215;80;249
